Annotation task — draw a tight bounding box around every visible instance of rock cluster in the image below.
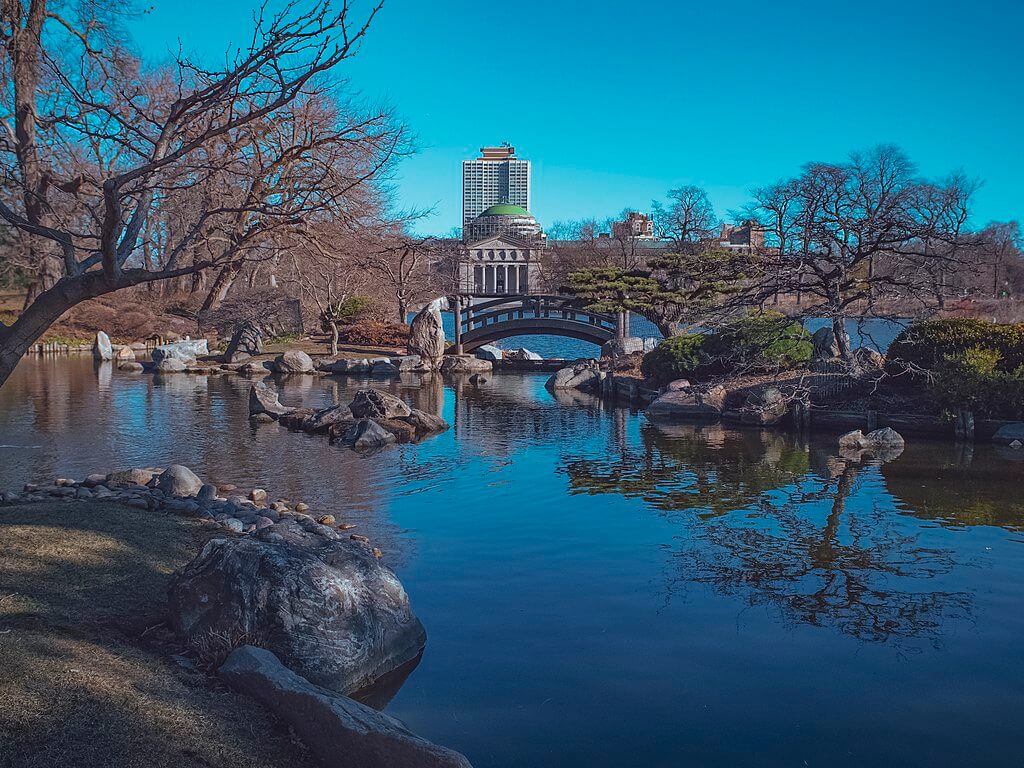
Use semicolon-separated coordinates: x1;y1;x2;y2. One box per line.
250;386;449;451
838;427;906;460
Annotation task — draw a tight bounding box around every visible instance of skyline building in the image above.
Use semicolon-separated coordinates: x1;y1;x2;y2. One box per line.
461;144;530;232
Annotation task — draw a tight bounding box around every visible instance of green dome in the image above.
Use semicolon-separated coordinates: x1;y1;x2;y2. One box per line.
479;204;532;217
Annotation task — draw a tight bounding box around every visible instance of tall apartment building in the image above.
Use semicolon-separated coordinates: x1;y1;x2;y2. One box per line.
462;143;530;232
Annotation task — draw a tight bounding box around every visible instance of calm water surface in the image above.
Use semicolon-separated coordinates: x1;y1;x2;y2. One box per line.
2;354;1023;767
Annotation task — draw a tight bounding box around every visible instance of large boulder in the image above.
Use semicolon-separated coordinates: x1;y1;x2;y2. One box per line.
169;530;427;695
306;404;355;434
839;427;906;457
440;356;491;375
249;382;292;418
152;339;209;364
114;345;136;362
92;331;113;361
408;298;448;366
224;321;264;363
328;358;372;375
545;359;600;392
349;389;411;420
274;349;314;374
156;464;204;497
106;468;157;488
474;345;503;362
403;408;449;435
647;383;727;422
219;646;472;768
342;419;398;451
154;358;187;373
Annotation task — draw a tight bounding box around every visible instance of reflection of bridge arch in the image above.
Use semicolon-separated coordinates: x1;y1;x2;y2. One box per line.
452;294;618;353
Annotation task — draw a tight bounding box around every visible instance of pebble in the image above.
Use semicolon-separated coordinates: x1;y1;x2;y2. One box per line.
350;534;369;543
250;489;268;504
222;518;245;533
318;515;336;526
295;502;309;513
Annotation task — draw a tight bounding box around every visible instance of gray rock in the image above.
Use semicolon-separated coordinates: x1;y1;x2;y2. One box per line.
154;358;187;373
197;484;218;503
546;359;600;392
666;379;691;392
601;336;658;359
306;405;355;434
239;360;270;377
992;423;1024;447
118;361;145;373
169;533;427;695
342;419;397;452
256;516;275;529
474;344;503;362
647;384;727;422
83;473;108;488
156;465;204;497
222;518;245;533
249;382;292;418
92;331;113;361
114;345;136;362
274;349;315;374
224;321;264;363
440;356;491;375
839;427;906;454
402;409;450;435
349;389;411;420
407;298;448;365
328;358;372;375
106;468;157;488
468;373;488;386
219;646;472;768
389;355;422;372
153;339;208;364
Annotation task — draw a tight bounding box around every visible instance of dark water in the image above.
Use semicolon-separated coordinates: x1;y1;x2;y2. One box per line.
2;356;1023;767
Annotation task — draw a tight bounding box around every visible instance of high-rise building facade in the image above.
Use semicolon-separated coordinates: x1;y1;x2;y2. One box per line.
462;144;530;232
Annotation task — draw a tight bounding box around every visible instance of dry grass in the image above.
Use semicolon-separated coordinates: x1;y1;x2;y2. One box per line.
0;502;319;768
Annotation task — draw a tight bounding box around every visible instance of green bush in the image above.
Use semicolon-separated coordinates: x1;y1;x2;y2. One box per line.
641;334;706;386
702;312;812;372
930;346;1024;420
887;319;1024;375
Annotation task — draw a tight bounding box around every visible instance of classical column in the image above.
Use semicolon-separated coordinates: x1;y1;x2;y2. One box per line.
520;265;529;295
508;264;518;294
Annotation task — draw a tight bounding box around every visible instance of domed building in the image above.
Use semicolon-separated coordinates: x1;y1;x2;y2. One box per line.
458;204;545;295
464;204;544;241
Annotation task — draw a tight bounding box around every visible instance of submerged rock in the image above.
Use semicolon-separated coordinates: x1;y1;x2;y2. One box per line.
219;646;472;768
440;356;492;375
839;427;906;456
169;532;427;694
154;358;187;373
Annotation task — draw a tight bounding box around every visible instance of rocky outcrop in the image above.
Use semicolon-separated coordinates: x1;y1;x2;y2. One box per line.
407;298;448;367
274;349;314;374
545;359;601;392
738;386;788;426
647;383;727;422
156;464;204;497
440;356;492;375
169;532;428;694
224;321;264;363
349;389;411;420
249;382;292;419
219;646;472;768
152;339;209;364
92;331;113;361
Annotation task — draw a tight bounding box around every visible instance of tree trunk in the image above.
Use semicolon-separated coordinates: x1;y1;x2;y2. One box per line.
832;315;853;362
329;321;339;356
397;298;408;326
201;263;242;312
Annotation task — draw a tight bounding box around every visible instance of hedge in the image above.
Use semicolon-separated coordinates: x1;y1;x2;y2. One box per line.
887;319;1024;374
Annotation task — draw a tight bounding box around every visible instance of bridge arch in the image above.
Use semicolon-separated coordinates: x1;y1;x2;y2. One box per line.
452;294;619;353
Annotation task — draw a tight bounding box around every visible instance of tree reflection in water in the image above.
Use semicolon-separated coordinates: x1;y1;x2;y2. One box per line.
562;422;973;646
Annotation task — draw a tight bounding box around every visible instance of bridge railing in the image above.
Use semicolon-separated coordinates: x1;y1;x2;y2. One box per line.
457;294;617;336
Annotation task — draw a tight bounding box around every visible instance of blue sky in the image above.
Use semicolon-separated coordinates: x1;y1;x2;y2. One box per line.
129;0;1022;234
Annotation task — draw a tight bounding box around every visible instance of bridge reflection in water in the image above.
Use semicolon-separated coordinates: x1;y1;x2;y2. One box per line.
452;294;624;353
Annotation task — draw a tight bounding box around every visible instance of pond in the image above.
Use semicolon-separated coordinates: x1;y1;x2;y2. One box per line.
2;355;1023;767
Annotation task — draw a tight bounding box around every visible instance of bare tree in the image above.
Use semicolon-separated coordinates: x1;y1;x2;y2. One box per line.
0;0;403;387
746;145;979;362
360;233;444;323
651;185;719;250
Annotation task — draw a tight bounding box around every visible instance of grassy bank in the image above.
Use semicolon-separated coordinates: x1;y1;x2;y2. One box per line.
0;502;318;768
